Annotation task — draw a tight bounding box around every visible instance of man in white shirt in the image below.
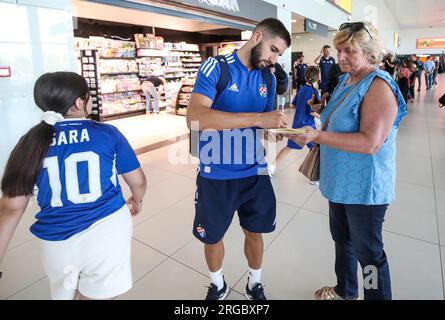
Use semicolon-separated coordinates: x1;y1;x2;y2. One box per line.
424;56;436;91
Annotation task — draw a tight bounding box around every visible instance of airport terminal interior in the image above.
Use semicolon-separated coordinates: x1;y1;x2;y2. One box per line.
1;0;445;300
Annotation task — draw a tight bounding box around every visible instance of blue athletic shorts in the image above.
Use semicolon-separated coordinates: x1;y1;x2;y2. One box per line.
193;174;277;244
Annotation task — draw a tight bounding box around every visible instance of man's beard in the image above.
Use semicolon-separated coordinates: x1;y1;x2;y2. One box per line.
250;42;267;69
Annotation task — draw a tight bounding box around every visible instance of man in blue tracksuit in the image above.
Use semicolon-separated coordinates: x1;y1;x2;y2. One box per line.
314;45;336;95
295;54;308;91
186;18;291;301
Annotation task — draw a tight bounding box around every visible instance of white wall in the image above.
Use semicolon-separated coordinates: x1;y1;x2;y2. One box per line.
264;0;348;30
350;0;400;54
399;27;445;55
290;0;402;65
0;0;76;176
275;4;292;75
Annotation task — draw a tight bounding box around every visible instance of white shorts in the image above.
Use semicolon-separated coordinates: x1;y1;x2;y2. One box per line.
40;205;133;300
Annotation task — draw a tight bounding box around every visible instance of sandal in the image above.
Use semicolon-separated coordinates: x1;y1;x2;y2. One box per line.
314;286;346;300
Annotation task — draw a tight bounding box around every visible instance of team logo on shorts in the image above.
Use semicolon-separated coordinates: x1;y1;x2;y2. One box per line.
196;225;206;238
259;85;267;97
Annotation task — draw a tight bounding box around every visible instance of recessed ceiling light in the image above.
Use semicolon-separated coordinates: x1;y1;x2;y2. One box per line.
310;38;313;41
291;19;297;23
296;36;300;39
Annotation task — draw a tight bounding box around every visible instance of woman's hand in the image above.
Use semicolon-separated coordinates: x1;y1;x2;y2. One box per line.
284;126;320;146
264;130;283;142
310;112;320;119
307;92;329;114
127;196;142;216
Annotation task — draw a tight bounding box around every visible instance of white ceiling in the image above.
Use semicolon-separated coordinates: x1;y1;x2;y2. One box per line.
384;0;445;29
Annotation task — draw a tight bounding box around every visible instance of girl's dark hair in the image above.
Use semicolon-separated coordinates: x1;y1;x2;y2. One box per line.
1;72;89;197
305;66;320;83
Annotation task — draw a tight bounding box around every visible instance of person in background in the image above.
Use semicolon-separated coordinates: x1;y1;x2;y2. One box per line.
382;53;396;78
272;62;289;110
433;56;439;86
292;60;298;94
314;45;336;95
424;56;436;91
269;66;320;174
439;92;445;108
439;56;445;74
408;63;417;103
397;59;412;103
295;54;308;92
411;54;424;92
141;76;167;114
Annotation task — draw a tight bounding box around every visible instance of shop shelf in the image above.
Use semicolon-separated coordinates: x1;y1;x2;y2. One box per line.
99;56;136;60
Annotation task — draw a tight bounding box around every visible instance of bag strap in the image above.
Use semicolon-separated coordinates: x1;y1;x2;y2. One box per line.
261;67;273;94
321;70;374;131
261;67;275;109
214;55;230;102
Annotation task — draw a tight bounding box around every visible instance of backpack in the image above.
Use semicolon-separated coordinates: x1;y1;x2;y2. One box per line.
439;93;445;108
189;55;275;156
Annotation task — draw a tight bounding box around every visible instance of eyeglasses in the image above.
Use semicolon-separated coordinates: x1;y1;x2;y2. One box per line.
339;22;374;40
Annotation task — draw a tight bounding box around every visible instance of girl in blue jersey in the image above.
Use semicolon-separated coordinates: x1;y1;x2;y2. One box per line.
270;66;320;173
0;72;146;300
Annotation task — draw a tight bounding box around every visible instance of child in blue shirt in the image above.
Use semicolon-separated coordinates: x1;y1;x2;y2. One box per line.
270;66;320;174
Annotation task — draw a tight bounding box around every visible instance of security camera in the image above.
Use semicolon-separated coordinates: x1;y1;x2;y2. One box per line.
347;15;352;21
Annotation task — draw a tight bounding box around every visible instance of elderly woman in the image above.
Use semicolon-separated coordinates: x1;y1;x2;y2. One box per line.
287;22;407;300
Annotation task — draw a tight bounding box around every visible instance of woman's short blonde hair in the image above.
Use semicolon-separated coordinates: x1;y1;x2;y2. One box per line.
333;22;383;65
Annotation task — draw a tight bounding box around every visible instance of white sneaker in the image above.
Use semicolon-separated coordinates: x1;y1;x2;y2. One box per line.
267;165;276;177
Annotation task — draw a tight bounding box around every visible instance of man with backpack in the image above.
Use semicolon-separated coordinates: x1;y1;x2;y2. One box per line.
186;18;291;300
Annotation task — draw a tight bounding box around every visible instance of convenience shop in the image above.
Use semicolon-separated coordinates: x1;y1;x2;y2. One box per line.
70;0;277;152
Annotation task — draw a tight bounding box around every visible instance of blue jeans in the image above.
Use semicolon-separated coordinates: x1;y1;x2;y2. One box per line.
328;201;392;300
416;73;422;90
426;73;434;89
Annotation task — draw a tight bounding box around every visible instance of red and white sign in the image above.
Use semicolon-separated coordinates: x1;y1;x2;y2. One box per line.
0;66;11;77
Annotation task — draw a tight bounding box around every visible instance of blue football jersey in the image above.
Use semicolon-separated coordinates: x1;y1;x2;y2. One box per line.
31;119;140;241
192;50;277;180
296;63;308;82
319;56;336;90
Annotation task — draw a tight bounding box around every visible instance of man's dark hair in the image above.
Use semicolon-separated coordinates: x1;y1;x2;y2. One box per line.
254;18;291;47
323;45;331;50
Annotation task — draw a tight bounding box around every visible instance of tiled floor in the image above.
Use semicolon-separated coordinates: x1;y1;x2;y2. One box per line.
1;75;445;300
108;112;189;151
